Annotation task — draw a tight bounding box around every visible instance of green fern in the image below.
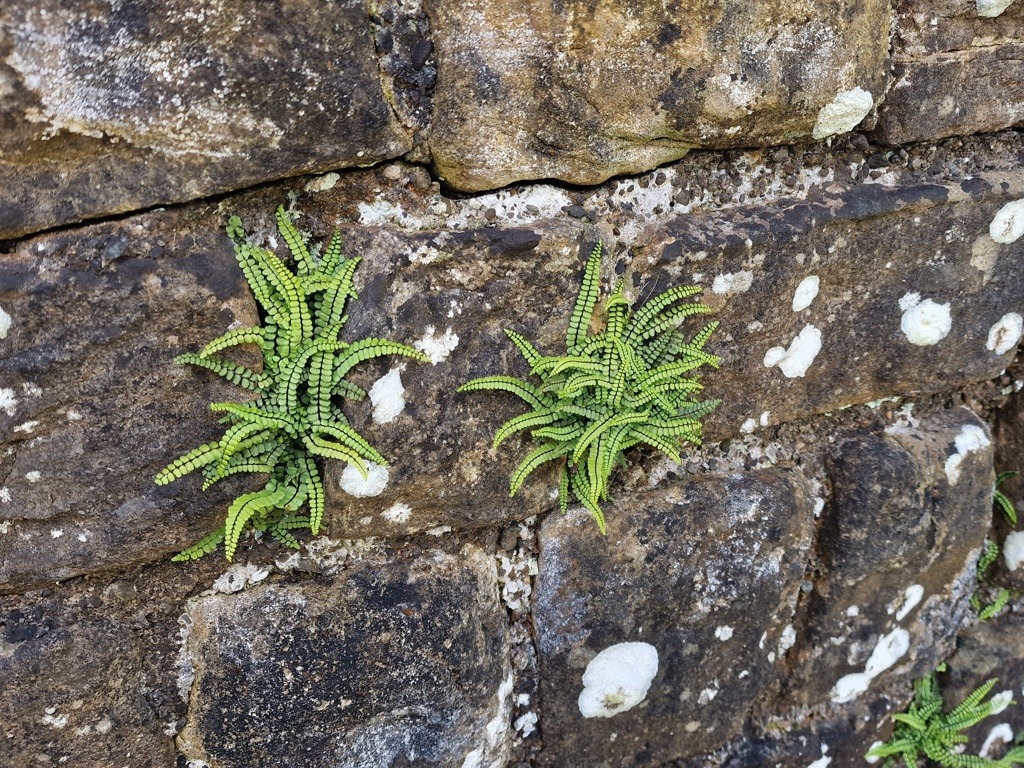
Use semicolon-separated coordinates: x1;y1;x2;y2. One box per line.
458;243;720;532
995;471;1019;526
157;206;427;561
866;664;1024;767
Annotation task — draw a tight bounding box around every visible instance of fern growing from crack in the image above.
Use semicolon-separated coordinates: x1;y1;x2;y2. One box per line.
866;663;1024;768
156;206;427;560
458;243;720;532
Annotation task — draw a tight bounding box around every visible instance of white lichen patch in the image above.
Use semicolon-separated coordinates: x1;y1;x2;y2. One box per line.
338;462;389;497
986;313;1023;355
741;418;757;434
369;367;406;424
25;471;41;483
990;690;1014;715
778;625;797;655
763;325;822;378
792;276;820;312
414;325;459;364
1003;531;1024;571
980;724;1015;758
13;420;39;433
303;172;339;193
989;199;1024;242
812;87;874;140
894;584;925;621
41;711;69;729
381;502;412;525
0;304;11;339
899;294;951;346
50;529;63;538
715;625;734;641
864;628;911;677
0;387;17;416
711;270;754;296
944;424;991;486
830;628;910;703
806;754;832;768
578;642;659;719
210;563;270;595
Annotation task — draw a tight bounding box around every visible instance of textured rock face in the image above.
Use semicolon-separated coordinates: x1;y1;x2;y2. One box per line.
0;563;211;768
426;0;890;190
637;167;1024;436
785;408;994;707
0;213;259;592
874;0;1024;144
176;543;511;768
532;469;815;766
0;0;411;238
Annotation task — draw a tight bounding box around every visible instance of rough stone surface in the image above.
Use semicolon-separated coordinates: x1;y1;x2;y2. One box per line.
425;0;890;191
0;213;260;592
942;611;1024;760
0;0;411;238
635;165;1024;437
874;1;1024;144
784;408;993;708
0;561;215;768
532;468;815;766
176;542;511;768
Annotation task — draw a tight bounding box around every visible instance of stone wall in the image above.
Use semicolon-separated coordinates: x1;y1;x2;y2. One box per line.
1;1;1024;766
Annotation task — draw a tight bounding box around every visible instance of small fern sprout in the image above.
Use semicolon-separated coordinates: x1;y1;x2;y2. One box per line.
866;664;1024;767
995;471;1019;526
458;243;721;532
157;206;427;561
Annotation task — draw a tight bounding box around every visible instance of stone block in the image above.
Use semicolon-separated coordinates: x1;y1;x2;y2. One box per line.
532;468;815;766
784;408;994;708
426;0;890;191
176;543;511;768
0;0;411;238
874;1;1024;144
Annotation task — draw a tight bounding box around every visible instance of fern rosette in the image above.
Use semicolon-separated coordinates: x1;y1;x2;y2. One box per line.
866;664;1024;767
459;243;721;532
157;206;427;561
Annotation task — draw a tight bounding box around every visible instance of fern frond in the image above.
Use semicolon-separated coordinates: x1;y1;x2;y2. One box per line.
224;484;294;561
566;243;603;349
315;257;361;333
312;423;388;465
156;441;222;484
302;433;368;475
275;205;313;274
174;353;264;391
493;408;563;449
171;526;227;562
333;337;428;382
505;329;543;368
509;442;574;496
458;376;550;410
199;327;269;357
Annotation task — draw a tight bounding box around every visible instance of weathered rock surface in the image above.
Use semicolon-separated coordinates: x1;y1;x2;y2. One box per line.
635;166;1024;437
0;562;213;768
0;0;411;238
0;214;260;592
784;408;993;708
176;542;511;768
874;1;1024;144
532;468;815;766
942;611;1024;760
5;136;1024;583
426;0;890;191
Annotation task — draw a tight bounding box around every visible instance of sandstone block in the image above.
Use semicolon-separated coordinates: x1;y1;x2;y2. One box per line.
426;0;890;191
0;0;411;238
